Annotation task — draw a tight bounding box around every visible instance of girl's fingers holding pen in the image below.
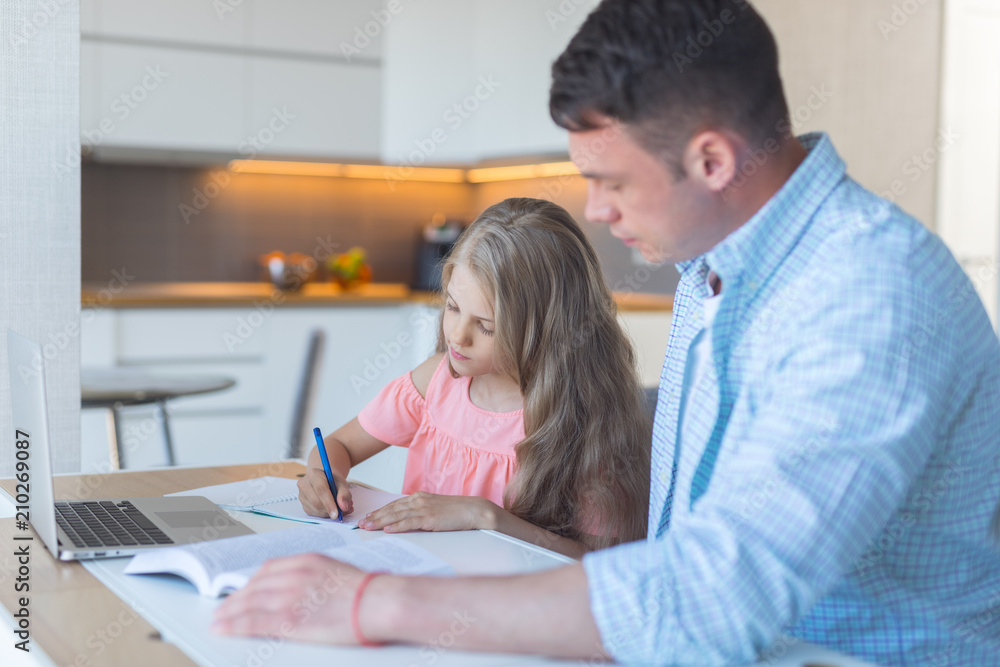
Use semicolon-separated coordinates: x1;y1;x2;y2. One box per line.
296;474;326;517
336;482;354;516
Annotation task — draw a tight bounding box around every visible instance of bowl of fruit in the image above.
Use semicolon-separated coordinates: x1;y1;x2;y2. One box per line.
259;251;318;291
326;247;373;289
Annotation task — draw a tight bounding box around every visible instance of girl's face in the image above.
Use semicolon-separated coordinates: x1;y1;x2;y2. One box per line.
442;263;498;378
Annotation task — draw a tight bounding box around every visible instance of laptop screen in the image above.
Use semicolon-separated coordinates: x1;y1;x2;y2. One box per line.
7;329;61;557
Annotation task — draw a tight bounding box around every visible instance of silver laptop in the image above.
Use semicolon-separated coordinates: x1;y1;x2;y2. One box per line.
6;329;254;560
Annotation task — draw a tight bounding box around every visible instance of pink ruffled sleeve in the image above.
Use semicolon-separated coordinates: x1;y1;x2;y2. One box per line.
357;372;426;447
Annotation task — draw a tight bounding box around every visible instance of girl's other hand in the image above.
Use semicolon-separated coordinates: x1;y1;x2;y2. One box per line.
358;492;497;533
297;467;354;519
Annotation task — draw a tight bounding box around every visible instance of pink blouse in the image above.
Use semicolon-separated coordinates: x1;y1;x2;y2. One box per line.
357;355;525;506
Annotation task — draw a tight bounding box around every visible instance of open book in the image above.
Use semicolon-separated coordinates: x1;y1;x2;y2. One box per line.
124;522;452;597
168;476;404;526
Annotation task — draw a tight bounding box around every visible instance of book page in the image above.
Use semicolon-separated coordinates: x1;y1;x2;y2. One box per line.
124;522;360;594
324;537;453;576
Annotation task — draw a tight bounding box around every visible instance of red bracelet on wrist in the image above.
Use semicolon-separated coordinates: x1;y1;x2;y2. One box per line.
351;571;386;647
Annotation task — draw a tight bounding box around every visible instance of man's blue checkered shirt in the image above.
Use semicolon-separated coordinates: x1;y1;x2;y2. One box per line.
583;134;1000;665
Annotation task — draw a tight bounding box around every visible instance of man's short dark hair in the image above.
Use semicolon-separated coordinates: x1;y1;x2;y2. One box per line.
550;0;790;176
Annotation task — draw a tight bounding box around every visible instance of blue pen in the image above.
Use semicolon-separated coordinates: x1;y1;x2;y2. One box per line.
313;427;343;521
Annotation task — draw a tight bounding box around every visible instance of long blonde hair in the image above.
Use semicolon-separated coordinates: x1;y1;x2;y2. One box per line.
437;198;650;548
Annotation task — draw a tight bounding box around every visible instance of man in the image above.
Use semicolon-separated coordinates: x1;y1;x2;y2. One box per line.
212;1;1000;664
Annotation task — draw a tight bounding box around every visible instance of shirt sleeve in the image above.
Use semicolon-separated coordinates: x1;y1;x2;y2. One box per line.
357;372;426;447
583;266;951;665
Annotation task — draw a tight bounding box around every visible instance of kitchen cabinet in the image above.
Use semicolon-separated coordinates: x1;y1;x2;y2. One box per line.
79;299;669;489
85;0;247;48
80;0;384;160
248;0;385;59
381;0;601;164
247;57;381;160
79;305;434;491
82;41;247;153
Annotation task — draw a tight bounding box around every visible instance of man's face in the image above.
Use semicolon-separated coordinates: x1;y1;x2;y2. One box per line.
569;124;719;264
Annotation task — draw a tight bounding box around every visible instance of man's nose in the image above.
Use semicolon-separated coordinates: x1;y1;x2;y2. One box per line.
584;182;617;224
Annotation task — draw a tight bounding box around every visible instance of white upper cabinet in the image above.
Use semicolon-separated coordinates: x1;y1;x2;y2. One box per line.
81;0;591;164
87;0;249;47
247;57;381;159
470;0;596;160
381;0;600;164
248;0;384;60
380;0;480;164
85;42;246;153
81;0;384;160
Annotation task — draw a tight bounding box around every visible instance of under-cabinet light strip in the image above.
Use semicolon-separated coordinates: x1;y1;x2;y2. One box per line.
227;159;579;183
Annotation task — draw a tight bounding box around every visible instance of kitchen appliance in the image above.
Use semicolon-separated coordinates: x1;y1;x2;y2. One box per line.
413;218;464;291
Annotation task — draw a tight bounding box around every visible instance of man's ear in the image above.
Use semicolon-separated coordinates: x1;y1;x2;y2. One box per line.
682;130;738;193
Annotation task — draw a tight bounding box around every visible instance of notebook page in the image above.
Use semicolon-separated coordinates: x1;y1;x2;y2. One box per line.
167;476;299;510
254;485;406;526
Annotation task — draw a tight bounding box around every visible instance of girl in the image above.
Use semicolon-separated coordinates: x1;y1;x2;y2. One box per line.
297;197;650;557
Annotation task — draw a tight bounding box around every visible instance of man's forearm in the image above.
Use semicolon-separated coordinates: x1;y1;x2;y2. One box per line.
362;563;609;660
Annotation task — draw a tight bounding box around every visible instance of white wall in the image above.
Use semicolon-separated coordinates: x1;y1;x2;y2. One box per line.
936;0;1000;329
754;0;944;231
0;1;82;475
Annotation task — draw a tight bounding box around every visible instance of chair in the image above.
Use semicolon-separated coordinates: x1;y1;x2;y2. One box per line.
643;386;660;423
81;369;235;470
286;329;326;459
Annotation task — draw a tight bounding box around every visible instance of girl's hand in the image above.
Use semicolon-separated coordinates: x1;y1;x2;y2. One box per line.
297;467;354;520
358;492;497;533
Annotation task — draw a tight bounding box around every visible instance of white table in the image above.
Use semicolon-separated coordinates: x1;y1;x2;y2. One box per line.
0;466;878;666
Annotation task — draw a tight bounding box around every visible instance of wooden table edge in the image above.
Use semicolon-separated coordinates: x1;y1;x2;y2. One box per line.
0;461;307;666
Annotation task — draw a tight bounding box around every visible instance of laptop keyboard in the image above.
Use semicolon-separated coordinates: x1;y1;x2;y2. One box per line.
55;500;174;549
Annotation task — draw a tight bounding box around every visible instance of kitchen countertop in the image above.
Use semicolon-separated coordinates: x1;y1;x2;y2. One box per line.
82;282;673;312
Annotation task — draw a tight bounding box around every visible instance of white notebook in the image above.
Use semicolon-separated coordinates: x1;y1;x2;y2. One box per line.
169;476;404;527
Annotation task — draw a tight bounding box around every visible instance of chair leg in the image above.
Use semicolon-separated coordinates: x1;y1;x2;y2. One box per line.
107;406;123;471
157;400;177;466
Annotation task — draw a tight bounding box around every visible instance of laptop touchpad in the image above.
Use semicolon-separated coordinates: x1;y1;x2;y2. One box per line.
155;510;235;528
